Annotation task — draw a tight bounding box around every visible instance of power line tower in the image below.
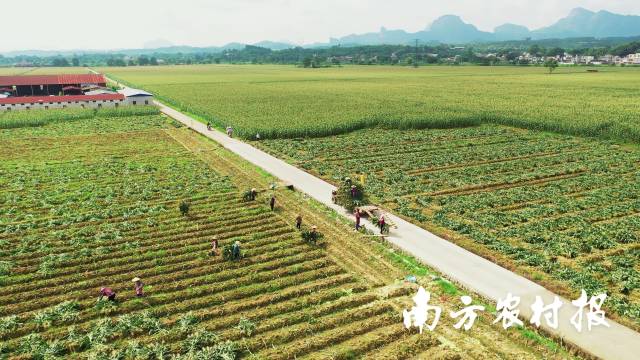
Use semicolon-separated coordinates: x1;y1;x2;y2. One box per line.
414;39;419;68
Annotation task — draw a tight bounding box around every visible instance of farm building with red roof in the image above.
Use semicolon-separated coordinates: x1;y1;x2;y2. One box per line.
0;73;152;112
0;74;107;97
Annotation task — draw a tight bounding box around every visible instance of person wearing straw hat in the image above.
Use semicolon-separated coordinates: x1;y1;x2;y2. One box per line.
132;277;144;297
99;287;117;302
210;235;220;256
250;188;257;201
350;185;358;198
232;240;242;260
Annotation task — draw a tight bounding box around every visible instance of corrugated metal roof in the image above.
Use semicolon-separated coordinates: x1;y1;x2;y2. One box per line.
85;89;117;96
0;94;124;105
117;88;153;97
0;74;107;87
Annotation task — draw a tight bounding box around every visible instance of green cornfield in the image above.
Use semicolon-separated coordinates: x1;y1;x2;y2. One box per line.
102;65;640;142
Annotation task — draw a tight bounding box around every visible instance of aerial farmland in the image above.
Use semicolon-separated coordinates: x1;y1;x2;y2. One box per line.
0;108;579;359
2;1;640;359
103;63;640;343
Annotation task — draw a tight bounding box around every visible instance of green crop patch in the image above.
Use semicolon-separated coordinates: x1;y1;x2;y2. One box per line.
102;65;640;142
0;110;579;359
258;124;640;328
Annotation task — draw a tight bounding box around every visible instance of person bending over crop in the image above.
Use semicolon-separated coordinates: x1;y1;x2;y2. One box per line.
207;122;212;131
296;214;303;230
210;235;220;256
132;277;144;297
226;126;233;137
232;241;242;260
99;287;117;301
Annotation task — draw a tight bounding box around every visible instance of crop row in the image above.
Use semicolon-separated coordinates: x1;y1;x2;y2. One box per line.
258;125;640;327
105;65;640;142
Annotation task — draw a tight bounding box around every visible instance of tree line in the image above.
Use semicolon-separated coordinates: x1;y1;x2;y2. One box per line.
1;40;639;68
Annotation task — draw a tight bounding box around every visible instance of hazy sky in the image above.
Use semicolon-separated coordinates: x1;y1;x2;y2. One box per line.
2;0;640;52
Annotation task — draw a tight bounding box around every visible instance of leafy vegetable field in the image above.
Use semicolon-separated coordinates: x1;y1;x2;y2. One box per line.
0;114;573;359
102;65;640;142
257;125;640;329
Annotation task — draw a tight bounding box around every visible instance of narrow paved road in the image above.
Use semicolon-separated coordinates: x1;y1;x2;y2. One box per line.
153;99;639;359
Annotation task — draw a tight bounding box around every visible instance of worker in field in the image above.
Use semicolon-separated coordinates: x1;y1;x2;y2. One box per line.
210;235;220;256
250;188;258;201
226;126;233;137
378;215;386;234
296;214;303;230
350;185;358;198
232;240;242;260
331;190;338;204
355;208;361;230
311;225;319;244
270;194;276;211
132;277;144;297
207;122;212;131
99;287;117;302
256;133;261;140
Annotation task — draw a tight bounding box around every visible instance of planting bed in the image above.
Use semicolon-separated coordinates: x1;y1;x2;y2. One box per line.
257;125;640;328
0;114;576;359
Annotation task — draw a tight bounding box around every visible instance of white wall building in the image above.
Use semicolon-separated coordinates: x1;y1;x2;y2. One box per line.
117;88;154;106
627;53;640;64
0;94;125;112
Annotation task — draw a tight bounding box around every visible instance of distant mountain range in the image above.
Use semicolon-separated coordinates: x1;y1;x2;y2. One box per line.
322;8;640;47
2;7;640;56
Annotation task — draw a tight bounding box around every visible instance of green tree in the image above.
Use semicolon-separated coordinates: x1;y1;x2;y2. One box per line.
72;57;80;66
546;47;565;57
544;59;559;73
137;55;150;66
528;44;543;56
52;57;69;67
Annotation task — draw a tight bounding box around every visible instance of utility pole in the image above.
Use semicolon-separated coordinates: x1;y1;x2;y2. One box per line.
414;39;419;68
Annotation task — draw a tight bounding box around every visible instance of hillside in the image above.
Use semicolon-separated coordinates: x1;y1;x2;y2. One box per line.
323;7;640;46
